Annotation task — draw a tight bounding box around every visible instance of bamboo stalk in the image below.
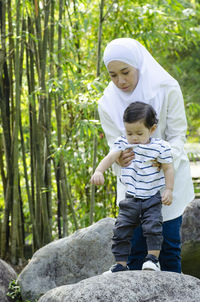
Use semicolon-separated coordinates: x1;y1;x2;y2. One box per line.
90;0;104;225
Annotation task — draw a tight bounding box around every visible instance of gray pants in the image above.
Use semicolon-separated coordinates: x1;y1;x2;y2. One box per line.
112;191;163;262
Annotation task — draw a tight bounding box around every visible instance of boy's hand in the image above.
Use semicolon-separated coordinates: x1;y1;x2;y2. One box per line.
90;171;104;185
162;188;173;205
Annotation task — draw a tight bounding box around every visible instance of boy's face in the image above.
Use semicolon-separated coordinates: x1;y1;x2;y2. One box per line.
124;120;156;144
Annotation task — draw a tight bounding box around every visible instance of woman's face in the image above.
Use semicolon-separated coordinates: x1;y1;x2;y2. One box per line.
107;60;139;93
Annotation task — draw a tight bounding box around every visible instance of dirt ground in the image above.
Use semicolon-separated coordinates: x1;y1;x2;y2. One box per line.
7;259;29;275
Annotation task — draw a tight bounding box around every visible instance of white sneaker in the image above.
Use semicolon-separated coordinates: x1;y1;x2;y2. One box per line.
142;259;160;271
142;254;161;271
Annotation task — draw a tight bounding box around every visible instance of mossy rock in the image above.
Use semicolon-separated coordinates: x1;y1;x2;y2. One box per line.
182;241;200;279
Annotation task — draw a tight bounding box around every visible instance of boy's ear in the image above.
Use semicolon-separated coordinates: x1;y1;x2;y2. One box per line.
150;124;157;133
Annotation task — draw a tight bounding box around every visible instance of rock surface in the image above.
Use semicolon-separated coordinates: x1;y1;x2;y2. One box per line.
181;199;200;243
181;198;200;278
38;271;200;302
17;199;200;302
18;217;115;302
0;259;17;302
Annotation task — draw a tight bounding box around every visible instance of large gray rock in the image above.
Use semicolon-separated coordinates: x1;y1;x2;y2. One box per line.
17;199;200;302
181;199;200;243
0;259;17;302
38;271;200;302
18;217;115;302
181;199;200;278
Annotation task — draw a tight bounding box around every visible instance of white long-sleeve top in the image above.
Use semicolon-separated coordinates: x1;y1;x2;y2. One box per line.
98;85;194;221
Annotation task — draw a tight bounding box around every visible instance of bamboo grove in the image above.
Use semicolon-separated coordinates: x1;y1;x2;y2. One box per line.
0;0;200;264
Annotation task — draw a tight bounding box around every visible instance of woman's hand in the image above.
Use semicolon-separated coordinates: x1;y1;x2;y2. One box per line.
152;159;162;171
116;148;134;167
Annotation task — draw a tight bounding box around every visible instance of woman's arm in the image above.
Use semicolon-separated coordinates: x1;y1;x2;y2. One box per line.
165;86;187;170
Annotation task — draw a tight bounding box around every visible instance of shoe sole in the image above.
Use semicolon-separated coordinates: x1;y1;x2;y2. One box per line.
142;268;159;271
142;268;155;271
103;271;112;275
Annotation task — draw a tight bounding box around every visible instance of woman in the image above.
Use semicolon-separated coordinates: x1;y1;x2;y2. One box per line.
98;38;194;273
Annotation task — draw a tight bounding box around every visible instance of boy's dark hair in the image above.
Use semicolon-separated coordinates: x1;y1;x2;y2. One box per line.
123;101;158;129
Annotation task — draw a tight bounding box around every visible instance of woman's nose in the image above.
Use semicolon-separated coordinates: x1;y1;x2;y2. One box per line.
118;76;126;84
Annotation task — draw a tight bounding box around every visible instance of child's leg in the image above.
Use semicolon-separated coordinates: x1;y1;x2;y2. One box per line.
127;226;147;270
103;196;141;274
141;192;163;270
112;197;140;266
141;192;163;252
148;249;160;258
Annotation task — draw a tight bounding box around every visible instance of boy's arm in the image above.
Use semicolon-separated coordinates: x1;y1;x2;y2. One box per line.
161;162;174;205
90;150;121;185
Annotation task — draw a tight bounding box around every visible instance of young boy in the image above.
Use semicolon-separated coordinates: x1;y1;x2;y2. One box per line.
91;101;174;272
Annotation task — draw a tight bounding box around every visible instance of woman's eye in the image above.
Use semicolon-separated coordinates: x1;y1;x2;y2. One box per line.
123;72;129;75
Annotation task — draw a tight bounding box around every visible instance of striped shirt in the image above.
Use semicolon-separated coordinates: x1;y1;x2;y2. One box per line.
112;136;173;199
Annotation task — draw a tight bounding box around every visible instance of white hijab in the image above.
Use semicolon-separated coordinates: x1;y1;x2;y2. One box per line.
99;38;179;133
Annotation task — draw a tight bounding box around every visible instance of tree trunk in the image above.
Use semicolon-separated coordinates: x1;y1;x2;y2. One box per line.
26;15;41;250
0;1;13;258
90;0;104;225
10;0;21;264
33;0;52;245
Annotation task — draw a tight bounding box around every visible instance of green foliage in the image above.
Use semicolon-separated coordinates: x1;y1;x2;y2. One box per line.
186;103;200;141
7;280;22;301
48;80;117;232
7;279;33;302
